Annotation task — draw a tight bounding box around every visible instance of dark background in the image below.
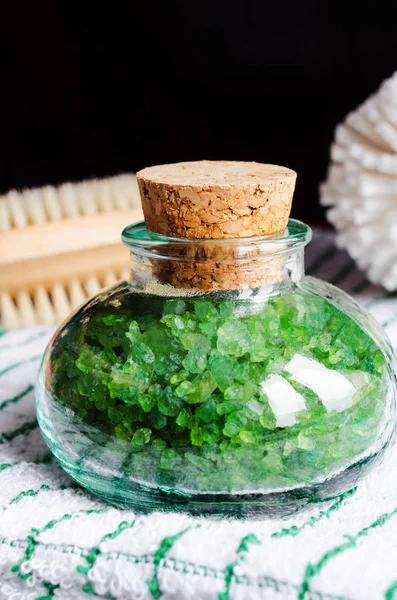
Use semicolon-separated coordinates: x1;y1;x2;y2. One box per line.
2;2;396;223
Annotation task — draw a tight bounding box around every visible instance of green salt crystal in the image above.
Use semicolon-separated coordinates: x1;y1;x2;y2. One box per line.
262;443;285;473
93;393;109;412
297;430;315;451
219;440;230;453
163;299;186;316
183;347;208;373
106;359;150;404
125;321;141;345
238;430;256;444
194;300;219;322
88;314;131;348
169;370;190;385
224;381;257;402
208;351;235;391
152;439;167;450
161;313;197;337
217;319;250;357
76;346;112;374
216;400;242;416
248;332;276;362
202;423;221;444
259;405;277;430
199;318;220;339
195;397;217;422
179;332;211;353
114;423;131;440
185;452;214;472
108;407;123;424
157;386;184;417
131;428;151;446
160;448;182;469
148;408;167;430
141;325;172;353
176;407;193;428
223;411;248;438
234;362;250;384
219;300;234;320
176;372;216;404
194;300;221;340
175;380;194;398
283;439;296;457
130;341;155;366
137;393;156;413
191;425;204;447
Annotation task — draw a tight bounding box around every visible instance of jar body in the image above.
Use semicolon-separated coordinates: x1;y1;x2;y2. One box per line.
36;274;397;516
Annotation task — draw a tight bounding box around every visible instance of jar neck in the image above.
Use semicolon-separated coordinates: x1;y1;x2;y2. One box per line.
121;219;312;298
127;246;305;298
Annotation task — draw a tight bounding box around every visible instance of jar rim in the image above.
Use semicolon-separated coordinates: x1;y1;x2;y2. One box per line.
122;219;312;258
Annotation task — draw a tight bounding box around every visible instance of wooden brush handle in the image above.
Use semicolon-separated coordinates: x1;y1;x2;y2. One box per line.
0;244;130;295
0;208;143;266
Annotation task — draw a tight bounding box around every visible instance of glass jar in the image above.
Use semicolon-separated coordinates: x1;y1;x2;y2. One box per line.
36;220;397;517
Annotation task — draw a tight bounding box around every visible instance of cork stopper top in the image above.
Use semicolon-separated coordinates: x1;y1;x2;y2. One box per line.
137;160;296;239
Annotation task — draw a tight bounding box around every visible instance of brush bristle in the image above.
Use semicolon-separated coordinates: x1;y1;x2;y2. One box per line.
0;270;126;329
0;173;140;231
0;173;140;328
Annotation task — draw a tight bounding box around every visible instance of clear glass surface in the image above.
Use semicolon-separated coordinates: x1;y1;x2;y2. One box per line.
36;221;397;517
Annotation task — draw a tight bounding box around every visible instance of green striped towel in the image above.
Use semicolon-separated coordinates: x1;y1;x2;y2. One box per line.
0;230;396;600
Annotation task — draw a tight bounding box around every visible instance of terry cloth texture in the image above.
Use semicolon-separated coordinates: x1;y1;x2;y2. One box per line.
1;229;397;600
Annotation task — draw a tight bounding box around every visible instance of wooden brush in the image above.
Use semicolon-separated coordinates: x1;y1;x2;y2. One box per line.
0;174;143;329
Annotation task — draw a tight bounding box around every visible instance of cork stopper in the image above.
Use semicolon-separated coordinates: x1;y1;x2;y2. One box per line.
135;161;297;290
137;160;296;239
153;241;286;291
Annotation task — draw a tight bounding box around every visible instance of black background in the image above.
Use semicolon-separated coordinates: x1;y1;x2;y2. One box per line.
2;2;396;223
